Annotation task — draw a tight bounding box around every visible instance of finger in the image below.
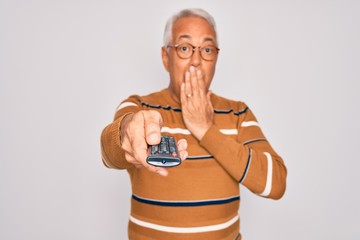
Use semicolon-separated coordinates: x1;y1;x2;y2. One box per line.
126;115;159;167
125;153;143;168
189;66;199;93
132;137;150;162
133;144;169;176
123;117;147;158
143;110;162;145
177;139;188;161
207;90;213;108
179;150;188;161
180;82;188;104
177;139;188;151
154;167;169;176
122;111;168;177
197;69;206;93
184;71;192;96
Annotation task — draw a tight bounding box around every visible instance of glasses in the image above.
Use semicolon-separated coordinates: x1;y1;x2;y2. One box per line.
167;43;219;61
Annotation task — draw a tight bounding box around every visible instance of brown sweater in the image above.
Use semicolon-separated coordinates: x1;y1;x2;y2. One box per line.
101;88;287;240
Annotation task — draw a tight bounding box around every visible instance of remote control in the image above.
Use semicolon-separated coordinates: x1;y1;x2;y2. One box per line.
146;136;181;167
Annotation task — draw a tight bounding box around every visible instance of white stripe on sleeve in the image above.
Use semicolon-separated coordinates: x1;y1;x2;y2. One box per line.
129;215;239;233
161;127;191;135
161;127;238;135
241;121;259;127
116;102;138;111
259;152;273;197
219;129;238;135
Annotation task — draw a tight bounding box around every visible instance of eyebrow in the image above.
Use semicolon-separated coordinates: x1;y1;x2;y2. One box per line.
178;35;216;44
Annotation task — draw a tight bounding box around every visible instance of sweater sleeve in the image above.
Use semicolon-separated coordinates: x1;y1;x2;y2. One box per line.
100;95;141;170
200;105;287;199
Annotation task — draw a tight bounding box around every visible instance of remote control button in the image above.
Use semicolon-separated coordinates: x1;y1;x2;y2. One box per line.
147;135;181;168
151;145;159;154
160;143;167;153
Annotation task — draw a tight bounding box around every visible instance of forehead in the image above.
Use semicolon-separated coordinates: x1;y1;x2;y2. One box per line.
171;16;217;44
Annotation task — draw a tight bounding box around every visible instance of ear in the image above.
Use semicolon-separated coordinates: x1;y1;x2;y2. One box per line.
161;46;170;72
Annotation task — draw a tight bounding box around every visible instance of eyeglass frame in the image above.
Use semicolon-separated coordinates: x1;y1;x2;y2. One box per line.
166;43;220;61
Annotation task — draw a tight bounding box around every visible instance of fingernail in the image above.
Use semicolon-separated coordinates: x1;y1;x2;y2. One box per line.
197;70;202;76
190;66;195;72
156;169;168;176
148;133;159;143
178;139;188;149
185;71;190;78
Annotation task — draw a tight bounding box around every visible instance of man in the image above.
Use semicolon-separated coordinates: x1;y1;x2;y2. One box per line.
101;8;287;240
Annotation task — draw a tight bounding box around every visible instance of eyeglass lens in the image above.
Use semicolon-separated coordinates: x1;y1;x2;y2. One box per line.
176;43;218;60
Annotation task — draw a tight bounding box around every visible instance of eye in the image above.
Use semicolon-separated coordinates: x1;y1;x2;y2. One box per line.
203;47;214;54
178;44;191;53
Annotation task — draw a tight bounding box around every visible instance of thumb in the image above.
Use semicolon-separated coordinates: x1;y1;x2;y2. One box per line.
143;110;163;145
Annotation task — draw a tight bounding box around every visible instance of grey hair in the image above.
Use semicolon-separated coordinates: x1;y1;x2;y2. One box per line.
163;8;218;46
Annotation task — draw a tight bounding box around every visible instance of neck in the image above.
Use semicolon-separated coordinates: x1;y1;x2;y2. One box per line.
167;87;180;104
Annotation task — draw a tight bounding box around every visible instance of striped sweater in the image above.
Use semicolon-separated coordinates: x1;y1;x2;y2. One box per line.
101;88;287;240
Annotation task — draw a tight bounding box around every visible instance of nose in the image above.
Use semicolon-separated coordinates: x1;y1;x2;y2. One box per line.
189;47;201;67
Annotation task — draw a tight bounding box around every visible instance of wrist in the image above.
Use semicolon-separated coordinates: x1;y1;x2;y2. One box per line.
192;123;213;141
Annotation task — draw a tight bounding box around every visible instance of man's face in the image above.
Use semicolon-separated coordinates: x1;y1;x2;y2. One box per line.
162;16;218;103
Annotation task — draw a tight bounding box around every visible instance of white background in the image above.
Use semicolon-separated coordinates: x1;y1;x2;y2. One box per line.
1;0;359;239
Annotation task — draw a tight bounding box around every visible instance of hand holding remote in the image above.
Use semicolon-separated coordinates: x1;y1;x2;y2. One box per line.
120;110;188;176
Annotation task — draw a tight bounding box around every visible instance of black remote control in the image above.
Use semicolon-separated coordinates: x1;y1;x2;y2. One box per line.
146;136;181;167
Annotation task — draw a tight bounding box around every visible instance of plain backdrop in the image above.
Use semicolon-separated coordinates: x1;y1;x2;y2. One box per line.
1;0;359;239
